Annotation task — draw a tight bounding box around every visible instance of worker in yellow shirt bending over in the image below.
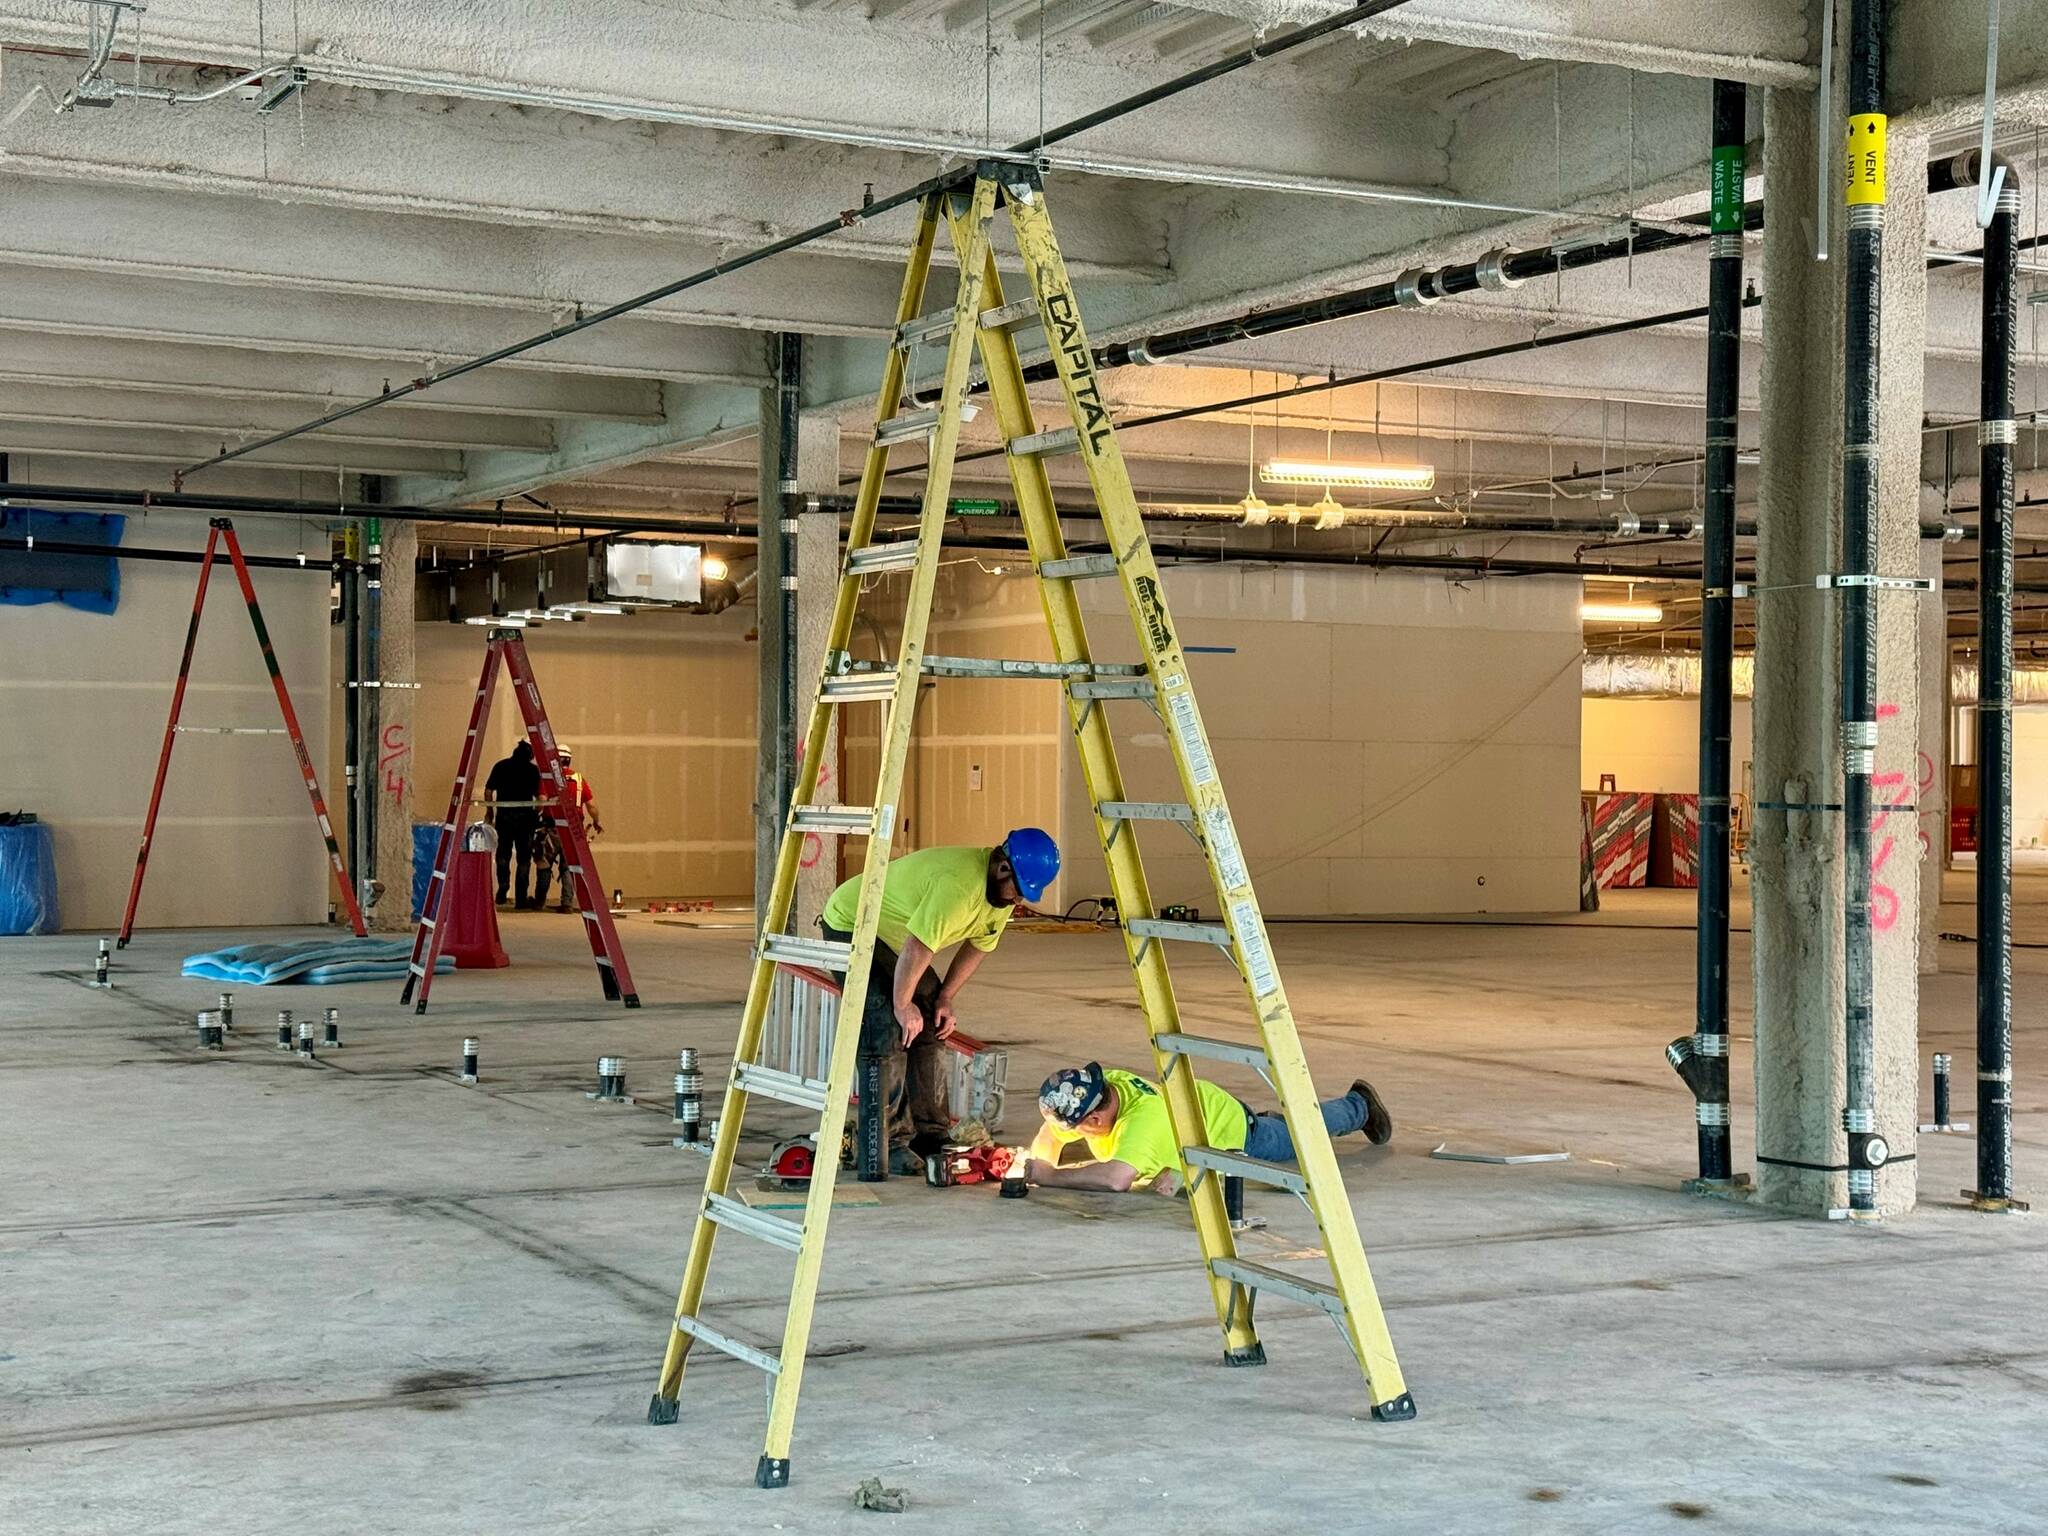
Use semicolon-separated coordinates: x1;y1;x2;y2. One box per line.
820;829;1059;1178
1024;1061;1392;1193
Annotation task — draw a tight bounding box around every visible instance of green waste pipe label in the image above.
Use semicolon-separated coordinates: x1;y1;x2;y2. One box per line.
1710;144;1746;233
951;498;1002;516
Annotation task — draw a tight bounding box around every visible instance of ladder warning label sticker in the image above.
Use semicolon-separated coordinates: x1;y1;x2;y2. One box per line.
1230;899;1278;998
1204;807;1248;890
1165;690;1217;786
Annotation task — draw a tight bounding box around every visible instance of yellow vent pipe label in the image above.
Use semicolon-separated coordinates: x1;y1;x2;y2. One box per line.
1846;113;1887;205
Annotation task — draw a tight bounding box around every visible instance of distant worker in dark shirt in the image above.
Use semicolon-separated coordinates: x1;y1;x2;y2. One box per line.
484;741;542;909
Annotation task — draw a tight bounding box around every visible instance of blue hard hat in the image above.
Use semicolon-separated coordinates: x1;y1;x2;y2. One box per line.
1039;1062;1107;1127
1002;827;1060;900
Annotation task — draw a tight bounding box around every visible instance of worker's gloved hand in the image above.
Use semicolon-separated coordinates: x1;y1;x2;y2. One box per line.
931;994;959;1040
896;1000;925;1048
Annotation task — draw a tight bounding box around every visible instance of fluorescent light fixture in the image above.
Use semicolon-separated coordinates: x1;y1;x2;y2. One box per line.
1261;460;1435;490
701;555;729;582
1580;601;1663;623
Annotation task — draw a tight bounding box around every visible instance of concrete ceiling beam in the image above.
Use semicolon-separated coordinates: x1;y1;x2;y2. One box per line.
0;263;774;384
0;420;465;480
383;382;763;509
0;333;666;424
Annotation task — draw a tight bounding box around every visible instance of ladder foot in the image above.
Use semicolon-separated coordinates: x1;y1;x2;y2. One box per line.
115;937;130;950
414;1001;429;1016
1369;1392;1417;1423
754;1455;791;1490
1222;1342;1267;1369
623;993;641;1009
399;984;416;1006
646;1393;679;1426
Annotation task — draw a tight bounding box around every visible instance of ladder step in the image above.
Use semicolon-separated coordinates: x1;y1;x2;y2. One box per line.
979;296;1042;332
1155;1031;1271;1072
820;672;901;704
1185;1145;1309;1196
790;804;876;834
761;932;852;971
846;541;923;576
1009;425;1079;458
848;655;1145;682
895;311;958;350
735;1062;831;1112
672;1312;782;1377
704;1192;804;1253
1211;1257;1346;1320
1071;679;1157;701
1099;800;1193;823
1128;916;1233;947
875;407;941;447
1040;553;1118;581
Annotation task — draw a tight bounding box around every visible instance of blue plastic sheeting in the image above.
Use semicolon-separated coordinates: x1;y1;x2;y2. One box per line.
0;510;124;614
412;822;440;919
181;937;450;986
0;822;61;935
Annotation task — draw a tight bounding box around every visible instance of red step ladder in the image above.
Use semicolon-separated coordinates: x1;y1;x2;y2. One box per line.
402;627;639;1013
118;518;365;947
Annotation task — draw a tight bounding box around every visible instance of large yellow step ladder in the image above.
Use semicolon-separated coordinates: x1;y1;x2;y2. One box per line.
647;161;1414;1488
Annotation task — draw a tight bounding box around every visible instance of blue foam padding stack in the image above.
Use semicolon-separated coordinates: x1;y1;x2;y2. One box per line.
181;937;451;985
0;822;60;935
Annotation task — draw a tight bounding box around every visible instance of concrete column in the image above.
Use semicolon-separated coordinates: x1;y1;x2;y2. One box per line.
370;518;417;932
793;415;844;932
1750;87;1925;1215
754;336;798;921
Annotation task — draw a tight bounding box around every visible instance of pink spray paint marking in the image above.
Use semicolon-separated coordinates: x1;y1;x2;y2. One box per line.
379;722;411;810
1868;703;1913;931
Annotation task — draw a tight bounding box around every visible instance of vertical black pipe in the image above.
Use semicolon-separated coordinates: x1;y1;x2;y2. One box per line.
363;504;383;913
776;333;802;834
341;531;362;888
1693;79;1746;1184
1838;0;1886;1214
1975;169;2019;1207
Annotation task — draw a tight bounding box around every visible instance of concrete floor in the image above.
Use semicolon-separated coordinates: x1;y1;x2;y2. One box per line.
4;878;2047;1535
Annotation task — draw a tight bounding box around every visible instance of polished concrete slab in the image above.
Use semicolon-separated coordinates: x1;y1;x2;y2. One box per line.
3;882;2044;1534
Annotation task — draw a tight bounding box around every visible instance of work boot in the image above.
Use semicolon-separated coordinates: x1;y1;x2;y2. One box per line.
1350;1078;1394;1145
1666;1036;1715;1101
888;1144;924;1176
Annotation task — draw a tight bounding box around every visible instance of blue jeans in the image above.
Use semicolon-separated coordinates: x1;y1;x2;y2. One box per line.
1242;1090;1369;1163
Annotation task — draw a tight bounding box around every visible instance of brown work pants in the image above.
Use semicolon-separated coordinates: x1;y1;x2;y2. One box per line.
822;923;953;1144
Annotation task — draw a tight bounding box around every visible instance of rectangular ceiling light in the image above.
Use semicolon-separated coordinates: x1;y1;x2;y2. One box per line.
1580;601;1663;624
1260;460;1435;490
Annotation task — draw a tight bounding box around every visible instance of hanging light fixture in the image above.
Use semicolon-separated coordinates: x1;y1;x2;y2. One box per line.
1579;600;1664;623
1260;460;1435;490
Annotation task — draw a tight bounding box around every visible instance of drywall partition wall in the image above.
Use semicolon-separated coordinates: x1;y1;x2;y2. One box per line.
1058;564;1584;916
0;509;333;932
1581;697;1756;793
409;606;758;901
838;562;1064;895
2007;707;2048;850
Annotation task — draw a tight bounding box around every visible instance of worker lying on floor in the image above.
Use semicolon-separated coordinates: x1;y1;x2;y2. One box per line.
820;829;1059;1175
1023;1061;1392;1194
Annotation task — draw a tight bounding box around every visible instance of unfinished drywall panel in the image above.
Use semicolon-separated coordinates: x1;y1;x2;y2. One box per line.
0;509;333;932
1581;697;1756;793
1058;563;1583;917
409;605;757;902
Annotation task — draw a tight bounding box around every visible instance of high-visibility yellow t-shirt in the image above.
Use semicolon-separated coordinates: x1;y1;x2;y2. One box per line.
1049;1069;1249;1181
822;844;1011;955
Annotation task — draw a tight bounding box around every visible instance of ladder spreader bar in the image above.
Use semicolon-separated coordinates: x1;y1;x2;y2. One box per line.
734;1062;832;1113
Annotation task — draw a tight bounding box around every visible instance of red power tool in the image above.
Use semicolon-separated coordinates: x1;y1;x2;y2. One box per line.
923;1143;1015;1187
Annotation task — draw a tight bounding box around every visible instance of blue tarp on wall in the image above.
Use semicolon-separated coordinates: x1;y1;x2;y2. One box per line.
0;510;125;614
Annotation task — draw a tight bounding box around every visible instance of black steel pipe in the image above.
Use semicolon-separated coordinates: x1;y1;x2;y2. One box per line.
340;537;362;917
1974;163;2020;1208
1692;78;1745;1185
0;536;331;571
1838;0;1884;1215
